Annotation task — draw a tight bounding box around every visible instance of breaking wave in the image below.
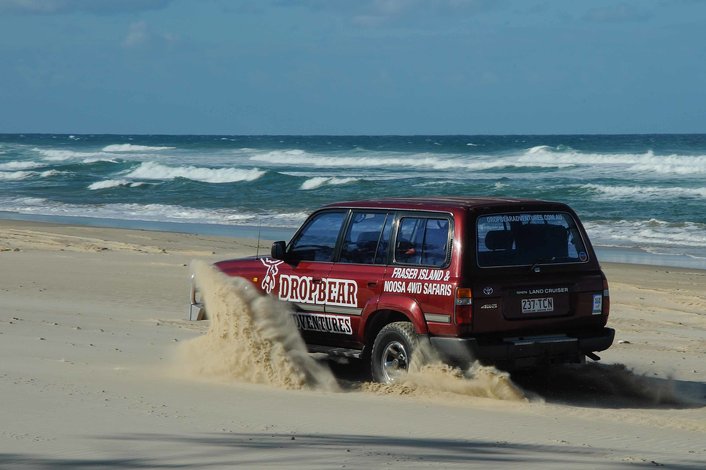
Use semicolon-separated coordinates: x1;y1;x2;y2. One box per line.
102;144;175;152
250;146;706;176
0;169;62;180
0;161;43;170
34;148;107;161
250;150;569;171
0;197;306;227
87;179;146;190
124;162;266;183
584;219;706;249
0;170;33;181
300;176;359;190
583;184;706;200
34;146;167;162
520;148;706;176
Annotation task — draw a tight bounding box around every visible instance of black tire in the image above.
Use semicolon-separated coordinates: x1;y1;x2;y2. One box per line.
370;321;418;384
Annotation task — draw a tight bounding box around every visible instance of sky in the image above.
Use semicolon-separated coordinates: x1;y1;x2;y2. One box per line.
0;0;705;135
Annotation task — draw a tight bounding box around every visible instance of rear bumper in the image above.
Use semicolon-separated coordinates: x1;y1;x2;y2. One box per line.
429;327;615;368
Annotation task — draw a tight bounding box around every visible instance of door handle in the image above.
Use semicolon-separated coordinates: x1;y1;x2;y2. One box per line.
312;278;323;284
367;281;377;288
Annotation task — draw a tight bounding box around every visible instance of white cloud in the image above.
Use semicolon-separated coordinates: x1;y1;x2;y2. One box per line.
285;0;499;27
122;20;148;48
121;20;179;49
584;3;650;23
0;0;173;15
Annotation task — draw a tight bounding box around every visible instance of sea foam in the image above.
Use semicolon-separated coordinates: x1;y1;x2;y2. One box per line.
519;148;706;176
88;179;146;190
583;184;706;200
0;161;43;170
102;144;176;152
34;148;106;161
300;176;359;190
0;170;61;180
585;219;706;249
0;197;306;228
251;150;566;171
0;171;33;181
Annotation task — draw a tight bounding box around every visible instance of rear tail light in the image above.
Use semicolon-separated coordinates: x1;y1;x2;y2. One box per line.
455;287;473;325
602;277;610;317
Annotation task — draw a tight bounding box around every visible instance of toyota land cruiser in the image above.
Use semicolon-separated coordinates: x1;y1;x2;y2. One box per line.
189;197;614;383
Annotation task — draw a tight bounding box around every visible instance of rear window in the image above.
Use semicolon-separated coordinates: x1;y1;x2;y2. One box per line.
476;212;589;268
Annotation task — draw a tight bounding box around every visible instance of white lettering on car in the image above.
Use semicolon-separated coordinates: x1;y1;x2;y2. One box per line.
391;267;419;279
292;312;353;335
391;267;450;281
485;214;564;224
279;274;358;308
527;287;569;295
383;280;452;296
383;280;406;293
260;258;284;294
423;283;453;296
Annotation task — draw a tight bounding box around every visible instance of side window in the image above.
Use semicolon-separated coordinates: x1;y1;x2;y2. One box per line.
289;211;346;262
395;217;449;267
339;212;388;264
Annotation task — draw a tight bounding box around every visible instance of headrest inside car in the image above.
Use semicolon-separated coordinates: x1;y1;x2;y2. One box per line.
485;230;514;251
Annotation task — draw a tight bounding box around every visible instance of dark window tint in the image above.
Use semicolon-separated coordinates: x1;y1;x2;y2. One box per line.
395;217;449;267
289;211;346;262
477;212;588;267
339;212;388;264
375;214;393;264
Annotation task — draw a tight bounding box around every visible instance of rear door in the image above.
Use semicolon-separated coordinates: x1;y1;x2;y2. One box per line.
382;213;456;329
471;211;607;334
325;210;392;347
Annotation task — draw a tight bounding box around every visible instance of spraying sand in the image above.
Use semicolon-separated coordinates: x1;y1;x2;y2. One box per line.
178;261;339;391
362;340;527;401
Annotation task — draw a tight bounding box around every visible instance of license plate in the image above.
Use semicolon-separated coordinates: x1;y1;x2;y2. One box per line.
521;297;554;313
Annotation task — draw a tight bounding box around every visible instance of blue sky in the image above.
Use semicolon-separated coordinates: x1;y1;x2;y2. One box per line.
1;0;705;135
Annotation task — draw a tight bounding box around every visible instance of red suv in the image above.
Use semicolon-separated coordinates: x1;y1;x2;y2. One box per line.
190;197;614;383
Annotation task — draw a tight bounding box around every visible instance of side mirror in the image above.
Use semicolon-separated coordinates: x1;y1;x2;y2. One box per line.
271;241;287;260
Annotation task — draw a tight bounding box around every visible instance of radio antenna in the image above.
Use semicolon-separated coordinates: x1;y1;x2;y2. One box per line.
256;217;262;259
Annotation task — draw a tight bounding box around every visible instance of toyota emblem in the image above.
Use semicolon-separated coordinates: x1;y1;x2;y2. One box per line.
483;287;494;296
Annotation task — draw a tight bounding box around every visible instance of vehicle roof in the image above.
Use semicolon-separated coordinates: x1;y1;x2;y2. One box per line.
323;196;566;212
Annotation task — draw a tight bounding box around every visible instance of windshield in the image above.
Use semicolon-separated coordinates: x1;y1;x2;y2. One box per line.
476;212;589;268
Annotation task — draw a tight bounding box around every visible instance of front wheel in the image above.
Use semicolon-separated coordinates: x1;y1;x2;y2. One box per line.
371;322;418;384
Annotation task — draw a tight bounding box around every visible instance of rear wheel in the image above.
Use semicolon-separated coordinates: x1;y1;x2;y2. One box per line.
371;322;418;384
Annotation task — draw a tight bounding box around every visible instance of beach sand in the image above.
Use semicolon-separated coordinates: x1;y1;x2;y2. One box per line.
1;219;705;468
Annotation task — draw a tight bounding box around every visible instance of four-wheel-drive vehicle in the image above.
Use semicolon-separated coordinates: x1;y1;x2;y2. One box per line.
189;197;614;383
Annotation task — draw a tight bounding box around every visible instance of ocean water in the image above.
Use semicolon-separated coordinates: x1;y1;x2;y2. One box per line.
1;134;705;268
